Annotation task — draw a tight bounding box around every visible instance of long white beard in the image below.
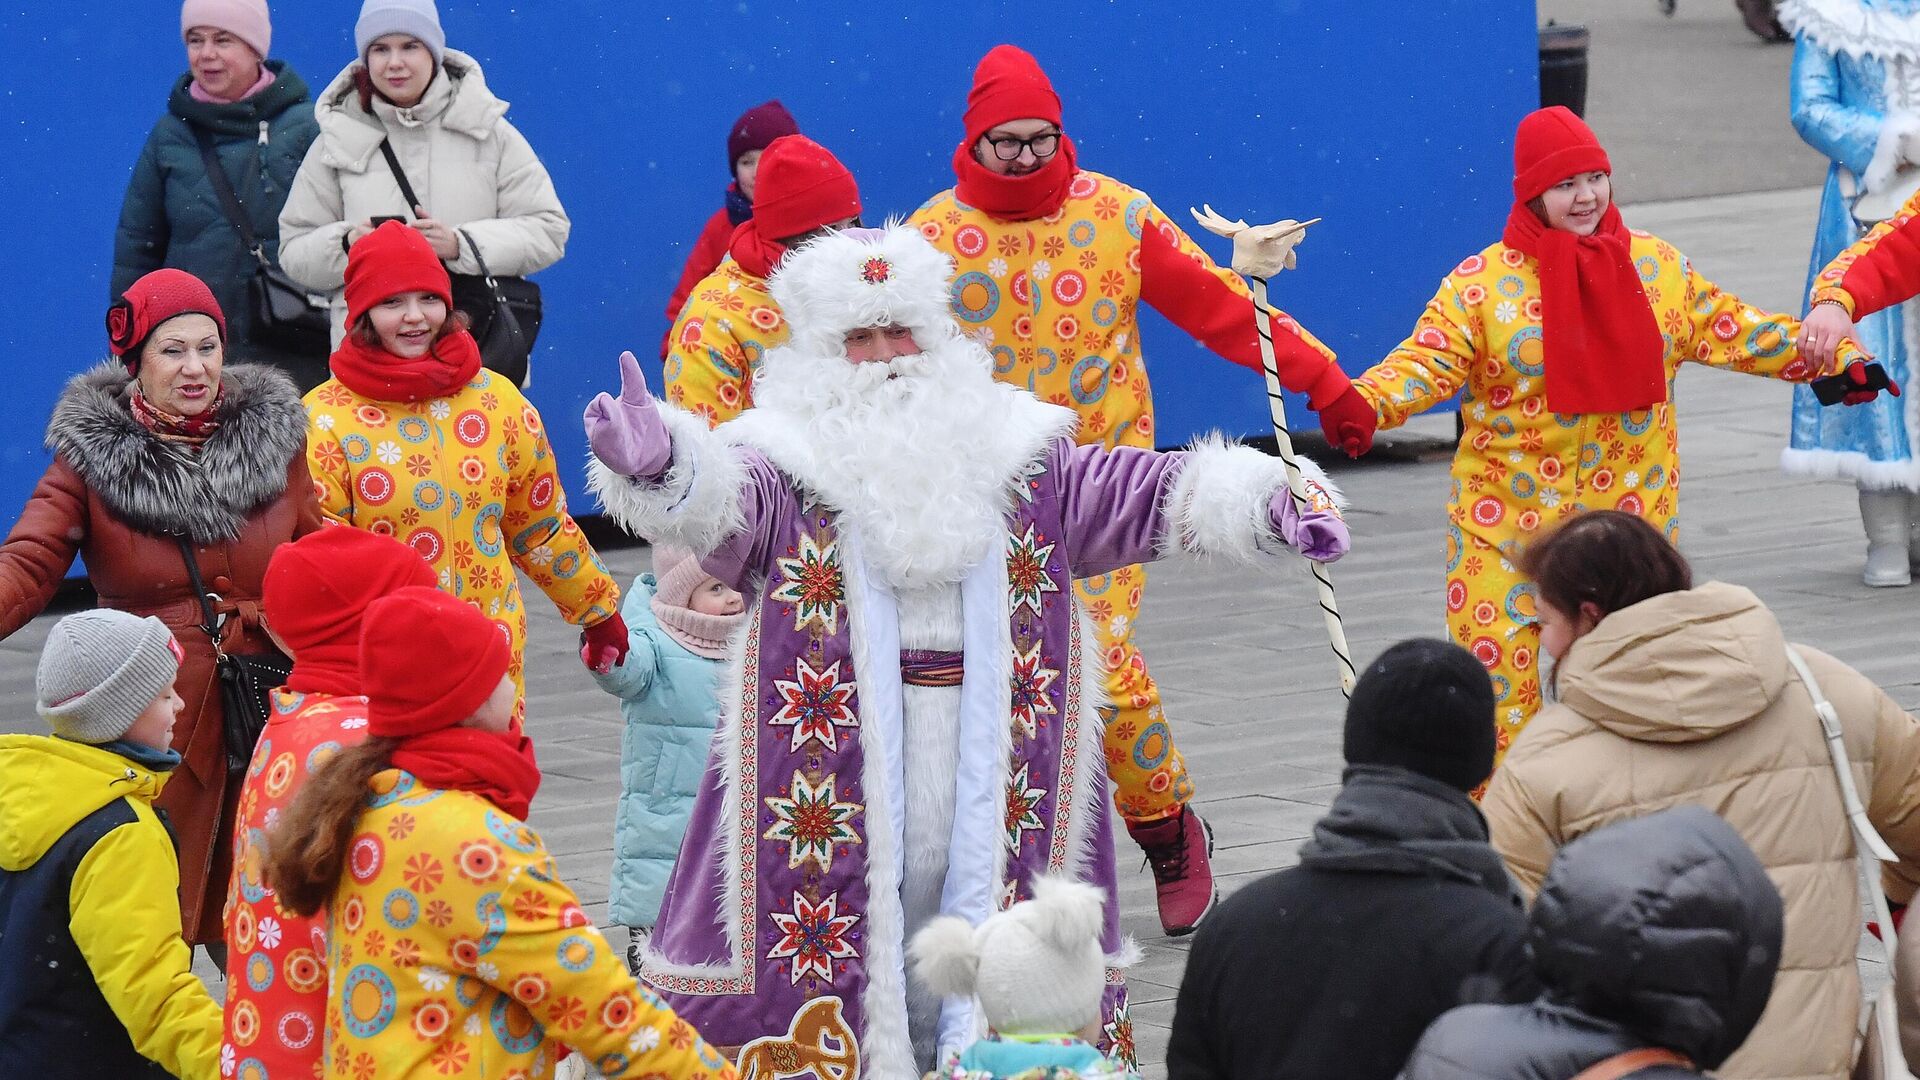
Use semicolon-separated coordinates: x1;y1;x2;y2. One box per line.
747;333;1029;591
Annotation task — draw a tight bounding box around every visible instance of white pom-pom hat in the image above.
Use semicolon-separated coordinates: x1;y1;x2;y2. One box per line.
908;875;1109;1036
766;222;966;359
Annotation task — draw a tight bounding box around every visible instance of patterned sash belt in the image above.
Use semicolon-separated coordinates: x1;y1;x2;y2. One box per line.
901;648;965;688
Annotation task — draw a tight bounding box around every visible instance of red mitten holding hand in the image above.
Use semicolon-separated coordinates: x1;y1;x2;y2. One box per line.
1315;384;1378;458
580;612;631;674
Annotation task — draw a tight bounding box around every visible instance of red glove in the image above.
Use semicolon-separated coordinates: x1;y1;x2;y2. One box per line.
1843;360;1903;406
580;612;630;674
1315;384;1378;458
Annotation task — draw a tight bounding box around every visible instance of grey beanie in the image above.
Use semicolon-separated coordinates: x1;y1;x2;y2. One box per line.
355;0;445;65
37;610;181;745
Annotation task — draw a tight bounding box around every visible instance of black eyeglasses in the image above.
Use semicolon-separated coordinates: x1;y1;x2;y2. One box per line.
985;130;1061;162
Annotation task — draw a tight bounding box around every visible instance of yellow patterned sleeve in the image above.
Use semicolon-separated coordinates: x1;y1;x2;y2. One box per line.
663;284;750;430
485;829;737;1079
302;402;356;526
500;387;620;627
1677;255;1827;379
1352;273;1480;430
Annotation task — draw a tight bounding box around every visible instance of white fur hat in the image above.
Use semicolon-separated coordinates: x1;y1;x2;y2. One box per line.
909;875;1108;1036
766;223;964;359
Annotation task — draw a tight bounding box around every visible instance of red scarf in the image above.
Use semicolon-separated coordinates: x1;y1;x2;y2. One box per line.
952;134;1080;221
389;726;542;821
727;219;785;280
328;325;483;404
1501;201;1666;414
284;649;360;699
130;385;225;447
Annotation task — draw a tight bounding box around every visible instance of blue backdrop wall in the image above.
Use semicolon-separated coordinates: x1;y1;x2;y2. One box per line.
0;1;1534;557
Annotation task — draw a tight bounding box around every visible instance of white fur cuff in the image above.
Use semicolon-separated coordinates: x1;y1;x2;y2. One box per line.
1160;434;1343;563
586;403;748;554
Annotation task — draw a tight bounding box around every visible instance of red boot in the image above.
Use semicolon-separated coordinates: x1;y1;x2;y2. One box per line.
1126;806;1217;936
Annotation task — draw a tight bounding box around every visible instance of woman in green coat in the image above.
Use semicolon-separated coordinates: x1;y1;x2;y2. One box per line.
112;2;326;389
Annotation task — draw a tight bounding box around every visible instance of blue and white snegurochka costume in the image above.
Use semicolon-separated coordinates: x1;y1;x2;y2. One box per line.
1782;0;1920;491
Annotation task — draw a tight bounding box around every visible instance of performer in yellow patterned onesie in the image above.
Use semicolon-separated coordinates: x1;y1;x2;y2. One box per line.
1318;108;1873;781
909;45;1370;934
663;135;860;424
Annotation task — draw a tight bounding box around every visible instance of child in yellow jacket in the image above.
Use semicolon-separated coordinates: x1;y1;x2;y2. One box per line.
1316;108;1879;773
304;222;627;703
265;586;734;1080
0;610;221;1079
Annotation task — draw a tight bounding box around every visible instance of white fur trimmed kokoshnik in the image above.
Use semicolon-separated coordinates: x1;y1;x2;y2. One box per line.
769;222;967;359
46;362;309;543
1779;0;1920;64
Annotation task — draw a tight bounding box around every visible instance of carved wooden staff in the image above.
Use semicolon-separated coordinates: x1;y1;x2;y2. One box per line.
1191;206;1356;696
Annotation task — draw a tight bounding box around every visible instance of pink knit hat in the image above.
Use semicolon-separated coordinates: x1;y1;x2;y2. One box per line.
649;546;743;660
181;0;272;59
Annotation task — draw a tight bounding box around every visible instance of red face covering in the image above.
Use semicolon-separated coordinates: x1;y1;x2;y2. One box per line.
1501;200;1667;415
952;133;1080;222
329;323;483;403
388;727;542;821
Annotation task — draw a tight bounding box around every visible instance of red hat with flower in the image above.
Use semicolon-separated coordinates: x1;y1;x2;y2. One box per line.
106;269;227;371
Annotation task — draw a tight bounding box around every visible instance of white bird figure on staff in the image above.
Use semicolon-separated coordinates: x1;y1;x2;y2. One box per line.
1190;204;1355;696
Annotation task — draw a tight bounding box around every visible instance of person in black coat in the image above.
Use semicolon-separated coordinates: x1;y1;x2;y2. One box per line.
1167;638;1539;1080
1399;804;1783;1079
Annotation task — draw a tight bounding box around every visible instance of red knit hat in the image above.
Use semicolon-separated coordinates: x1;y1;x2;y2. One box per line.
344;220;452;330
963;45;1062;146
751;135;862;242
728;99;800;168
1512;106;1612;202
107;268;227;366
361;586;512;738
264;527;437;695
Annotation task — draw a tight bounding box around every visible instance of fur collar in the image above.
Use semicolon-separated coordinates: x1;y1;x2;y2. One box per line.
1779;0;1920;62
47;362;308;543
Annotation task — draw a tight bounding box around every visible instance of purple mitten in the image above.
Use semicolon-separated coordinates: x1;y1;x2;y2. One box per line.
584;350;673;481
1268;486;1350;563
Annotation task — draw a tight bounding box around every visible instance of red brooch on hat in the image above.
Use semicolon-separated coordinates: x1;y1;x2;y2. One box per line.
860;257;892;284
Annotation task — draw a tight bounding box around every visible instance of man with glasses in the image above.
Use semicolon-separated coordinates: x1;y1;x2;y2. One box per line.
665;134;861;425
911;44;1372;937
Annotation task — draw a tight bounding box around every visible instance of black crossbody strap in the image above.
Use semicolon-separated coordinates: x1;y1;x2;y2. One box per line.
378;138;423;213
190;126;266;263
173;535;225;650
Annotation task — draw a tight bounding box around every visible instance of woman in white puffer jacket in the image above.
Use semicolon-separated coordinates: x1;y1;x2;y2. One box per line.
277;0;567;346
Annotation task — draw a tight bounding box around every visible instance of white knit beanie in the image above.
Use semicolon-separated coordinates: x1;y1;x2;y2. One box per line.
37;610;182;745
909;876;1110;1036
355;0;445;65
180;0;272;59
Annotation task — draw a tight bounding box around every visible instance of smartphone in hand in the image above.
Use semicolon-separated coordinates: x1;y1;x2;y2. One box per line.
1812;362;1892;406
371;215;407;227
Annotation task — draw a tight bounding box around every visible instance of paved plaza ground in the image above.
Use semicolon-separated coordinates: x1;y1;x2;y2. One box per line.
3;7;1913;1075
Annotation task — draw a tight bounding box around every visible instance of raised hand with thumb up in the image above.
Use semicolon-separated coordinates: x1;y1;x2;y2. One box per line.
584;351;673;481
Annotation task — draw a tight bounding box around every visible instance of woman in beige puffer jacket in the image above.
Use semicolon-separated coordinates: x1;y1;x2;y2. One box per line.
277;32;567;346
1484;510;1920;1080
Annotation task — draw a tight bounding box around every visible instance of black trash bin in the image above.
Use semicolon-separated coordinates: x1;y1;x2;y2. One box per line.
1539;22;1590;116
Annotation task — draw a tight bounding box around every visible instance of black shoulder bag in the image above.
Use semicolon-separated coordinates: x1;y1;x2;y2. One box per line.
378;139;542;386
176;537;291;773
190;125;331;356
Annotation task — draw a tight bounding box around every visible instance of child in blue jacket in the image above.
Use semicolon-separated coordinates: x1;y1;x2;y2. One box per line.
591;544;745;972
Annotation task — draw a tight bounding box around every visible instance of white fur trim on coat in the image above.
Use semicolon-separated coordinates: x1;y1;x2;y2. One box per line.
768;222;967;359
1159;434;1344;563
1864;110;1920;198
586;403;748;554
1781;0;1920;63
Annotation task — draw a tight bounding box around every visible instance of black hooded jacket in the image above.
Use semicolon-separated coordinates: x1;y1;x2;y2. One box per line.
1167;767;1538;1080
1398;804;1785;1079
